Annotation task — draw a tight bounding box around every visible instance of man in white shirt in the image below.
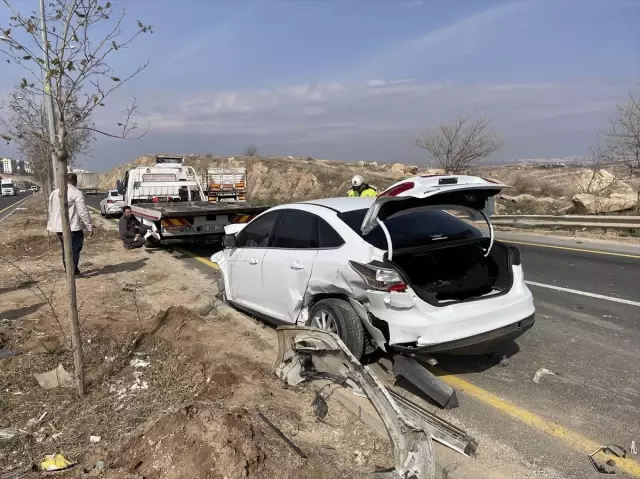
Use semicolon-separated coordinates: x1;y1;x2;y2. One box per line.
47;173;94;276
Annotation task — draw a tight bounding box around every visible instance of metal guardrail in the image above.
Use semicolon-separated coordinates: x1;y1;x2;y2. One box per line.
488;214;640;230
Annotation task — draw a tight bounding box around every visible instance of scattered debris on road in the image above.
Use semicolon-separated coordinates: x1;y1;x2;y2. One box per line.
589;444;628;474
274;326;436;479
631;440;637;455
532;367;556;383
393;354;459;410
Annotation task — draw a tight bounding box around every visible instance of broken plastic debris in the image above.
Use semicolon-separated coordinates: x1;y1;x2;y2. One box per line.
34;364;73;390
40;453;74;471
632;440;637;455
533;368;555;384
129;358;150;368
89;435;101;443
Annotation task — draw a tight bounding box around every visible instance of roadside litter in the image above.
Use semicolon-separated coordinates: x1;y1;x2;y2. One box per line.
532;367;555;384
33;363;73;389
40;453;74;471
0;348;21;359
631;440;637;455
393;355;459;410
0;428;19;440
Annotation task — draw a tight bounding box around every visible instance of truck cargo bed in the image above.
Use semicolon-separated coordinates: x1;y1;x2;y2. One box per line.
132;201;269;220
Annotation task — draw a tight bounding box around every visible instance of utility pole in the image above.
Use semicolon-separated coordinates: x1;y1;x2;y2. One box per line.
39;0;59;189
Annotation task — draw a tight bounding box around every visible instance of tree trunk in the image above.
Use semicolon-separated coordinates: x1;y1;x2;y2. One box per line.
56;155;85;397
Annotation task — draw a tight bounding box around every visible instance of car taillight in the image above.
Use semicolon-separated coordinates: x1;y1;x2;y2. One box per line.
107;199;114;204
348;261;407;292
377;181;414;198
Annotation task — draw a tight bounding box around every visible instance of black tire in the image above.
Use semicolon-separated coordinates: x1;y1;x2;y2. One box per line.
100;209;105;217
308;298;365;360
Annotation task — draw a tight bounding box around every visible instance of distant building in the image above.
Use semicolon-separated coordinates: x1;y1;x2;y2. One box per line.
1;157;17;174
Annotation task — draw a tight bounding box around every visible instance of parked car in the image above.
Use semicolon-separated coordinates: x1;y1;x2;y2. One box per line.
211;175;535;359
99;189;125;218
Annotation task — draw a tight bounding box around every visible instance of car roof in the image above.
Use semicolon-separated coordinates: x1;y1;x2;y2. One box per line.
294;196;374;213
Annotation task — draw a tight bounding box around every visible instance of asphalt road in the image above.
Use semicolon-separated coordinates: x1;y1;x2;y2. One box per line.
0;193;33;222
84;195;640;478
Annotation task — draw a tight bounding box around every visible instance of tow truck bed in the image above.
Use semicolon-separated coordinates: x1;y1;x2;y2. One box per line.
132;201;269;221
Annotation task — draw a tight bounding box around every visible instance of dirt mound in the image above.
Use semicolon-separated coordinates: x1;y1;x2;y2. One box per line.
2;234;52;258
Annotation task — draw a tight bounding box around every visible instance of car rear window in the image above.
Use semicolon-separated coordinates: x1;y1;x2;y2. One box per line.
109;191;120;197
338;208;483;250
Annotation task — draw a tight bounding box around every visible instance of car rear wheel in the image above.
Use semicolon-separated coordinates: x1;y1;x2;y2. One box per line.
308;299;364;360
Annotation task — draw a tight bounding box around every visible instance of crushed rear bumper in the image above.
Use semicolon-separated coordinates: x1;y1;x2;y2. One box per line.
390;314;535;355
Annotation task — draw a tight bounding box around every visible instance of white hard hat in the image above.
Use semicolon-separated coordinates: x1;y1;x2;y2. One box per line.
351;175;364;187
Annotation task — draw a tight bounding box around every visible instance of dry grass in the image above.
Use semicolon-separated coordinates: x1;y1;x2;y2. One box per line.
510;174;574;198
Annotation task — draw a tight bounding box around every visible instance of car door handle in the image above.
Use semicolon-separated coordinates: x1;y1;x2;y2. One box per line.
249;258;258;265
290;262;304;270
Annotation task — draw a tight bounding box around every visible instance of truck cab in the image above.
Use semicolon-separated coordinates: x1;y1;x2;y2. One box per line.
118;156;206;205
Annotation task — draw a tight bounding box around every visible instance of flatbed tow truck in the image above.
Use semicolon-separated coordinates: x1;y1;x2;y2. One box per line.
116;155;268;245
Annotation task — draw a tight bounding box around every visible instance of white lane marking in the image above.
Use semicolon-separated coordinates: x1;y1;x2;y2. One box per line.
526;281;640;307
0;196;32;223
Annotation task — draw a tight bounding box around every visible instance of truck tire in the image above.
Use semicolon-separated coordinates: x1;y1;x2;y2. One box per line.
308;298;365;360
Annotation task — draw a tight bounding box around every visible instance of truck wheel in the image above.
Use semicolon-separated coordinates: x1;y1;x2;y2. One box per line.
308;299;365;360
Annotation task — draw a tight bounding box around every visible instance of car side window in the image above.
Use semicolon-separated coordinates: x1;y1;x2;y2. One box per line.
235;212;280;248
317;217;344;248
273;210;318;249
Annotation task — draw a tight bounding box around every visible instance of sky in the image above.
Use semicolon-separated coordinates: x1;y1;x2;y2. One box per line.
1;0;639;171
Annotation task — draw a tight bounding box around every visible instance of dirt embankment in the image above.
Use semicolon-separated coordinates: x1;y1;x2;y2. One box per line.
0;199;392;478
99;154;638;221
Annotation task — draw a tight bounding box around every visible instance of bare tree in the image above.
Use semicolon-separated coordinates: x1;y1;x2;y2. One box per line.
244;144;258;157
0;0;151;396
413;114;503;173
602;91;640;178
1;84;93;217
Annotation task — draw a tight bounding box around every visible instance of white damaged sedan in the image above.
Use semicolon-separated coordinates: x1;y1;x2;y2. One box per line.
211;175;535;359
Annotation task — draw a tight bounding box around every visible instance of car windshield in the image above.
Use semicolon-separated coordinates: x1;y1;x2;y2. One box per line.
338;207;483;250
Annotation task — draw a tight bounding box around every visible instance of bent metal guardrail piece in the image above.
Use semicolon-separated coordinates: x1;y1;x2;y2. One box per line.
274;326;435;479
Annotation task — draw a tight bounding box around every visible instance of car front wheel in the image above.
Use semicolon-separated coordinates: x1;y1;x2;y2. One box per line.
308;298;364;360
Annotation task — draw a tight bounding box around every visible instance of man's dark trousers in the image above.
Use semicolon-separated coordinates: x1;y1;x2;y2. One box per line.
56;231;84;274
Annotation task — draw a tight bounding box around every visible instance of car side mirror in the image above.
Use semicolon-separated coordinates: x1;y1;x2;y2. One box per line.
222;234;237;248
116;180;124;195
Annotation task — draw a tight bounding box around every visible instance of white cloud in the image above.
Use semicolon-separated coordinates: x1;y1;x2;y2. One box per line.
133;79;627;140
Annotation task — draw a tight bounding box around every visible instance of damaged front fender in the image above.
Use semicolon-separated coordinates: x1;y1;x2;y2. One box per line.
274;326;435;479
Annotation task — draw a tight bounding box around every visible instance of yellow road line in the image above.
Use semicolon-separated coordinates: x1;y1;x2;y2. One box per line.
173;247;219;269
0;195;32;215
505;239;640;259
437;372;640;477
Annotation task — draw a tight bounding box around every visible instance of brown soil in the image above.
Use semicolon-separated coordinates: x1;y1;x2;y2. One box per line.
0;198;392;478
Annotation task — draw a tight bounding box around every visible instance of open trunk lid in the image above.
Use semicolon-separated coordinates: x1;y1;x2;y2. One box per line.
361;175;507;259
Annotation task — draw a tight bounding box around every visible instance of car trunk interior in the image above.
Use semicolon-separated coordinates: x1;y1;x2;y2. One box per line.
390;239;513;306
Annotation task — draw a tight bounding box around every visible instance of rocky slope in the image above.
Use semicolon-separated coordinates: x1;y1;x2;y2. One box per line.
100;155;639;214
